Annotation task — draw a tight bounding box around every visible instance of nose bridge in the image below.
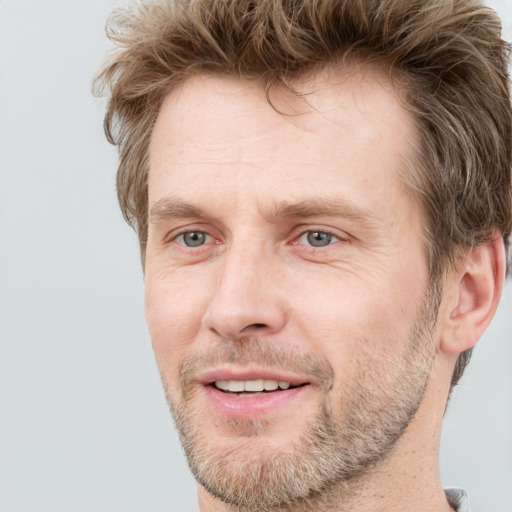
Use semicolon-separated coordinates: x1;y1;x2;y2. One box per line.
223;238;261;288
203;236;286;339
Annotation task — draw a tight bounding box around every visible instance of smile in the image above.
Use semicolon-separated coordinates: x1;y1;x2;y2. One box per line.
214;379;293;394
200;375;311;419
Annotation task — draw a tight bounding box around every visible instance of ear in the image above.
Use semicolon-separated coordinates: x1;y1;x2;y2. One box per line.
439;235;506;355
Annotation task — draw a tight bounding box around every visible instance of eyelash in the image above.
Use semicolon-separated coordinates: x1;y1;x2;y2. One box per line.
168;227;348;250
293;229;344;249
174;230;213;247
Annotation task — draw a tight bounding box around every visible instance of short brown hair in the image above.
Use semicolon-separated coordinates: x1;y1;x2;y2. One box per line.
94;0;512;386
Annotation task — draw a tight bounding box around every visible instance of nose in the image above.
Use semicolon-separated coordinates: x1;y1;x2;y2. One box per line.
202;243;288;340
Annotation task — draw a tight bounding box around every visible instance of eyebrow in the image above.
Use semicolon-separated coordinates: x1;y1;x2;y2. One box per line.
149;198;207;223
267;198;377;226
149;196;379;228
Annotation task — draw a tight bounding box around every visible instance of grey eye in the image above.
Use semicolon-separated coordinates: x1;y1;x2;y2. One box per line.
181;231;208;247
306;231;333;247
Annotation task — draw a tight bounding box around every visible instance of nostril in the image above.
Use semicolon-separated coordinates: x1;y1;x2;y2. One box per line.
238;322;272;336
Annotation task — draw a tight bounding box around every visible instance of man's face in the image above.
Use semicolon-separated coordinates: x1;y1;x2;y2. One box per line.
145;69;438;510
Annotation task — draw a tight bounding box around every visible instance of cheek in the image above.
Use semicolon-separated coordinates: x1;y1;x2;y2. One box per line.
144;273;211;377
145;259;213;326
291;273;415;367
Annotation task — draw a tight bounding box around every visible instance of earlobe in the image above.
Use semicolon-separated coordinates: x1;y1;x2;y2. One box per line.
440;235;506;355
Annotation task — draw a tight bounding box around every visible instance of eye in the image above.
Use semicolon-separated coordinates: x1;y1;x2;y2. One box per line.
177;231;210;247
299;230;339;247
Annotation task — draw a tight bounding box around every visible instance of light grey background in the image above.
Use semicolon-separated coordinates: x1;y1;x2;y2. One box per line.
0;1;511;511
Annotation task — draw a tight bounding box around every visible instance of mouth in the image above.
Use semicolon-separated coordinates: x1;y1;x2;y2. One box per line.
196;369;314;418
212;379;307;397
200;375;311;419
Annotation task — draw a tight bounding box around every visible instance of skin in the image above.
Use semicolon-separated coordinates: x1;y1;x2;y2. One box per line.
144;67;505;511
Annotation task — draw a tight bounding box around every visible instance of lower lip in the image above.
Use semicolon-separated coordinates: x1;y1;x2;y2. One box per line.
202;385;310;419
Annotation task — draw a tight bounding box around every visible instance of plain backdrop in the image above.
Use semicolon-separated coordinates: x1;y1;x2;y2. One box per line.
0;1;511;511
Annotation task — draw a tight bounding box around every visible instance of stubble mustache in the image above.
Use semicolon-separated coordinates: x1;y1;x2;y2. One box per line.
177;337;335;400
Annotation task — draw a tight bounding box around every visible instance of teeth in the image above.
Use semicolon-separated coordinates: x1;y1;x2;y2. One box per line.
228;381;245;392
245;379;264;392
214;380;293;392
263;379;278;391
214;381;230;391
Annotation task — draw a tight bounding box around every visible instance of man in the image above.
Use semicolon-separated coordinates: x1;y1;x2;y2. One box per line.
95;1;511;511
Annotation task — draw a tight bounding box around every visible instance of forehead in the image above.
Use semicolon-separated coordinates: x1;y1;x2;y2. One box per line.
148;67;418;221
151;66;412;148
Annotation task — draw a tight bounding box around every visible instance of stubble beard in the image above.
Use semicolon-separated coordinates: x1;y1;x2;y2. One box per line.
161;288;440;512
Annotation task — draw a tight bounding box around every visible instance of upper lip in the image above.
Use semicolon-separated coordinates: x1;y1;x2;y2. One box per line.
197;367;312;387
